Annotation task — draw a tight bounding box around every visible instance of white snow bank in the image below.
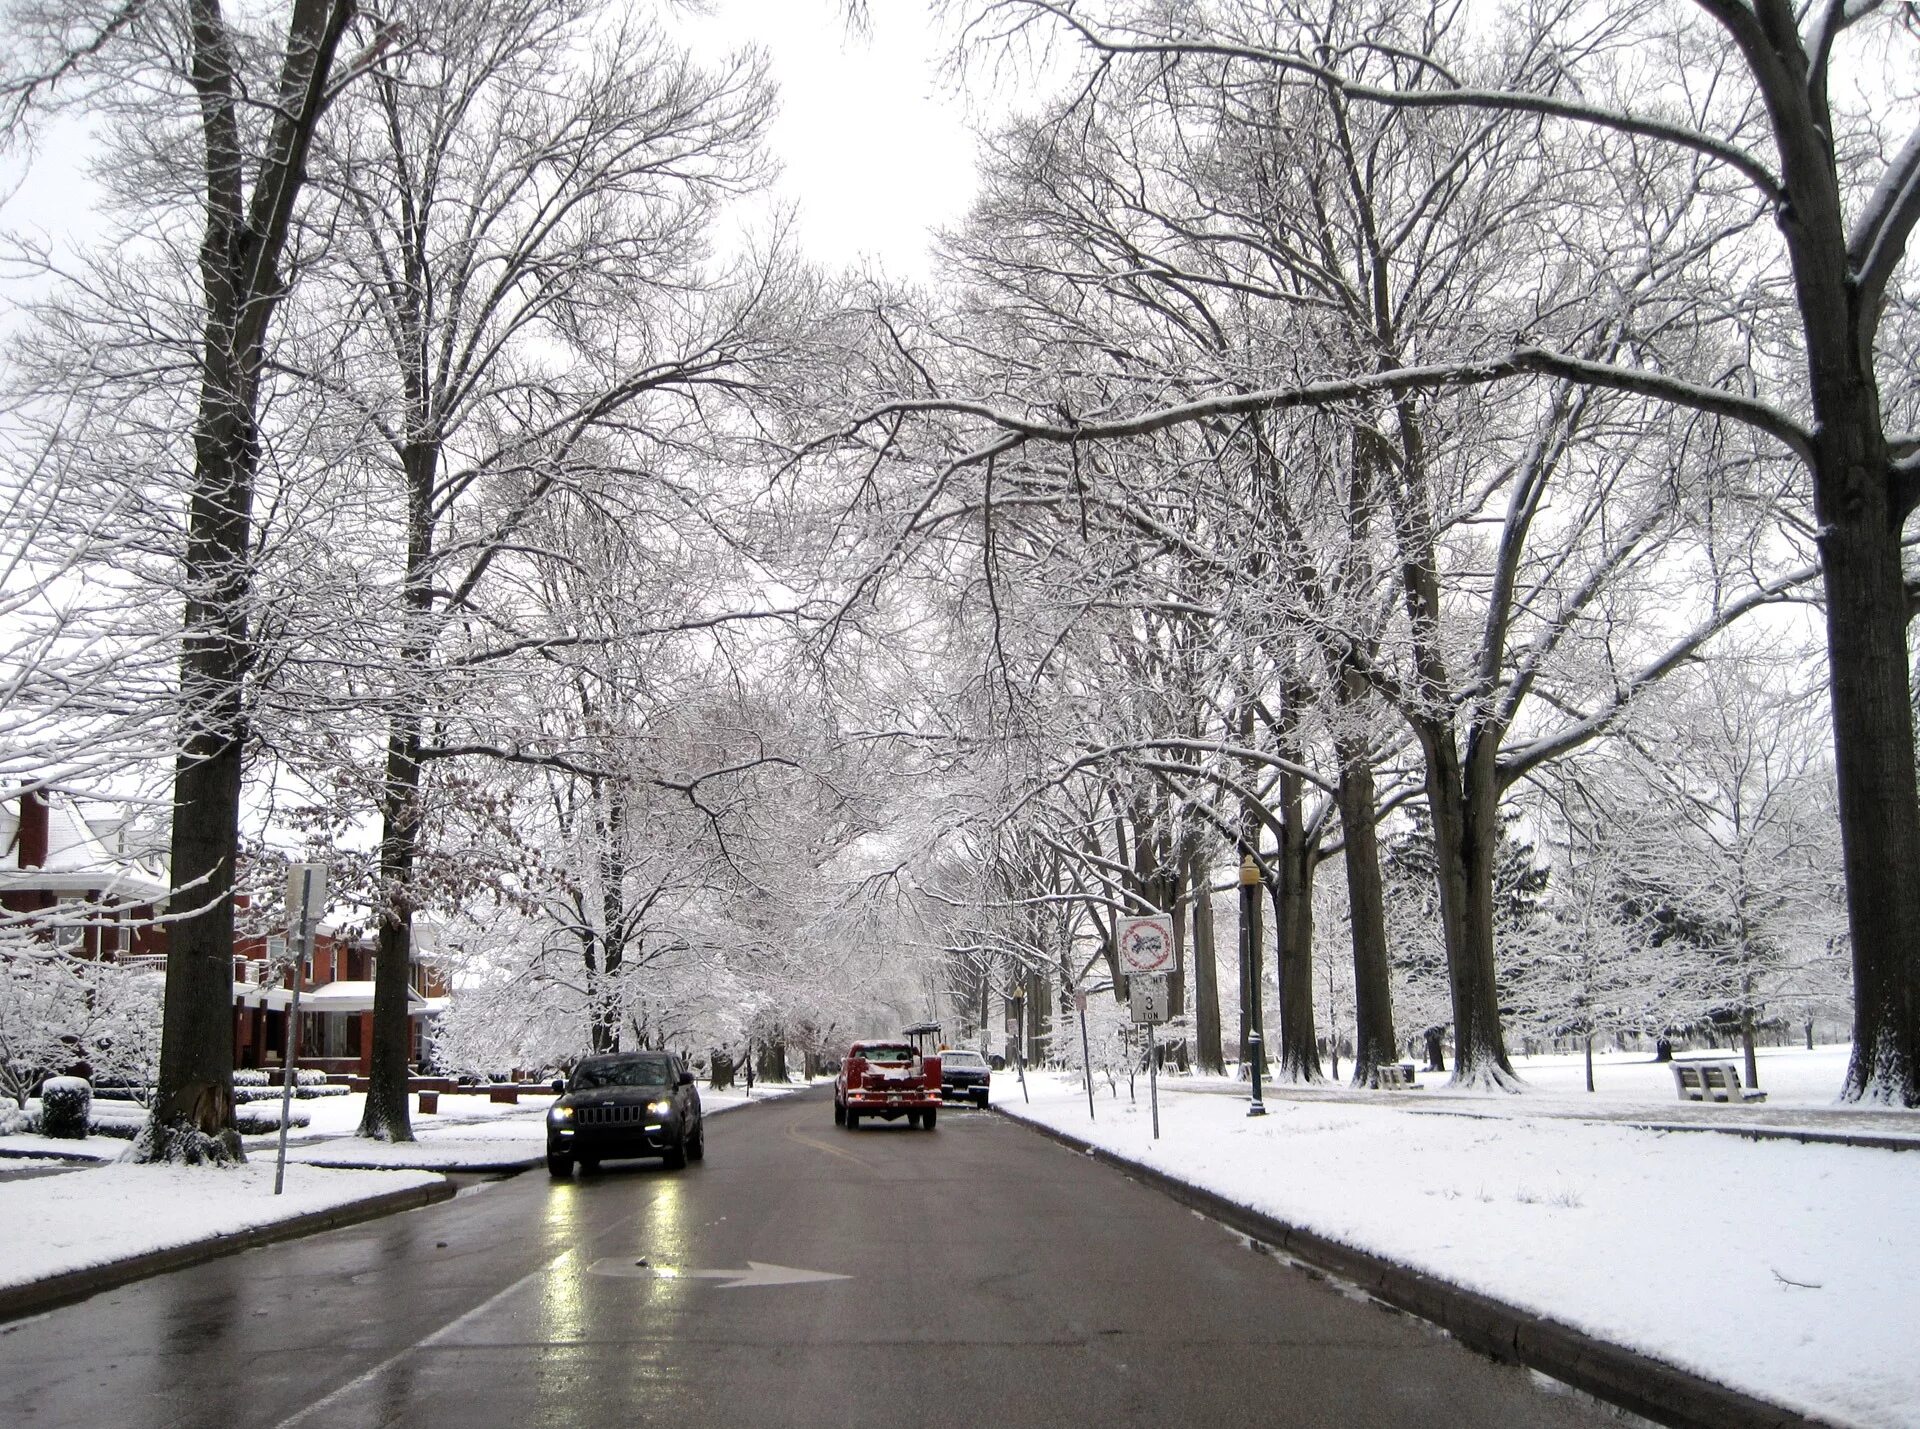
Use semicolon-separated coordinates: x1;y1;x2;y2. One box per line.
0;1161;443;1294
1001;1062;1920;1429
291;1139;537;1169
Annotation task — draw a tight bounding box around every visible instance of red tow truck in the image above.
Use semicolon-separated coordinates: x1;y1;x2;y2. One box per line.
833;1031;942;1130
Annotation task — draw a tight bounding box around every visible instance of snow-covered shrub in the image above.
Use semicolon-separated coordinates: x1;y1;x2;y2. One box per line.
0;1103;33;1135
39;1076;91;1139
233;1069;270;1086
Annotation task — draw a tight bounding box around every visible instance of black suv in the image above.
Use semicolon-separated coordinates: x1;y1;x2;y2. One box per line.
547;1051;704;1177
939;1048;992;1107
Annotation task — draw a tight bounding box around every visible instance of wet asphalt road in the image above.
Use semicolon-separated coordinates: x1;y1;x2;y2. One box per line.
0;1088;1622;1428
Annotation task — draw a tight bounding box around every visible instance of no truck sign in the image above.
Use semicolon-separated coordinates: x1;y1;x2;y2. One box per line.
1116;915;1175;976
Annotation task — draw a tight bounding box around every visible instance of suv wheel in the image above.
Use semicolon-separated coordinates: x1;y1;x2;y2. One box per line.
664;1128;689;1170
973;1089;989;1108
845;1110;860;1130
547;1152;572;1178
833;1098;845;1126
687;1121;705;1161
922;1107;938;1130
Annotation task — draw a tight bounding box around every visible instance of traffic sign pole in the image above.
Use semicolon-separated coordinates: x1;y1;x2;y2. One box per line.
1075;988;1094;1121
1148;1010;1160;1140
275;862;327;1196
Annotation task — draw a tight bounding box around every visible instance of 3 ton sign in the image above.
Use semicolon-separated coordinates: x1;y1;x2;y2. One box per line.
1116;915;1175;976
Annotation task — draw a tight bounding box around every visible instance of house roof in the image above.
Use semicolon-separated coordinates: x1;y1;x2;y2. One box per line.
0;792;169;904
233;979;438;1016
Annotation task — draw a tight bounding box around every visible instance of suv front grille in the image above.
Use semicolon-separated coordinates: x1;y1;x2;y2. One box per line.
576;1104;654;1126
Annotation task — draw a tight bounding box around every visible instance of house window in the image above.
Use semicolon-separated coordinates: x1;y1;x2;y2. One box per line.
115;921;132;956
53;903;84;951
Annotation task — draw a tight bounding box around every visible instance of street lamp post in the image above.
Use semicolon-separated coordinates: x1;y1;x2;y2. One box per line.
1241;853;1266;1117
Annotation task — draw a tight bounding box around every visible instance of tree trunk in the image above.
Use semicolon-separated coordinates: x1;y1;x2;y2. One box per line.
146;733;246;1164
361;435;441;1144
136;0;358;1166
1420;727;1520;1088
1189;846;1224;1074
1334;730;1398;1087
1818;450;1920;1105
1271;757;1321;1082
593;783;627;1053
1423;1026;1447;1072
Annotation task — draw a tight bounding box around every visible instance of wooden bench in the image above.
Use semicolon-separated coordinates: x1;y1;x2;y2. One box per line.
1376;1062;1418;1089
1671;1061;1767;1103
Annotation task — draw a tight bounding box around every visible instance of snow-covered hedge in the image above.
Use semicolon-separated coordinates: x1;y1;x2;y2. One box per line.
232;1083;349;1103
39;1077;92;1139
232;1067;332;1087
234;1104;309;1135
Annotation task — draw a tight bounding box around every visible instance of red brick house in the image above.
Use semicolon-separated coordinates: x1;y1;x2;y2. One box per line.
5;788;449;1075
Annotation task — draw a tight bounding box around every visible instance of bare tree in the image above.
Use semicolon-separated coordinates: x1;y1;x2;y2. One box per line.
4;0;397;1160
939;0;1920;1102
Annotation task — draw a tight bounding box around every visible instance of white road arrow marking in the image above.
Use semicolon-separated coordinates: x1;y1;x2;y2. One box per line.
588;1257;851;1288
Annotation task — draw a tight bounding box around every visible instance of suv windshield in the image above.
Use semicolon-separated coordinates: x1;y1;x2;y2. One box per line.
572;1055;674;1089
943;1051;986;1067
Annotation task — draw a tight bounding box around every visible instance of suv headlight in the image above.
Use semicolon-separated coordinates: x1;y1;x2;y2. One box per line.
646;1099;673;1116
548;1105;573;1123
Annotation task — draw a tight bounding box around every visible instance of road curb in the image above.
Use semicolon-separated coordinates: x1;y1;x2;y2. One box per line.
0;1177;456;1325
1000;1108;1836;1429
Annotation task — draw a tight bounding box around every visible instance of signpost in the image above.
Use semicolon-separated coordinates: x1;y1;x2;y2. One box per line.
274;862;326;1196
1074;988;1094;1120
1130;973;1167;1139
1008;993;1028;1103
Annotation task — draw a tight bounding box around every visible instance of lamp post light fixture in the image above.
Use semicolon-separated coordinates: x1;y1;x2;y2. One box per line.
1241;853;1266;1117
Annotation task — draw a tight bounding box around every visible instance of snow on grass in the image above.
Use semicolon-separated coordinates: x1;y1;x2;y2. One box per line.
0;1161;443;1295
0;1131;121;1163
1002;1046;1920;1429
1497;1042;1857;1105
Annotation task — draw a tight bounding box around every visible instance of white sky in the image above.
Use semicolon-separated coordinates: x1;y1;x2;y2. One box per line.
674;1;980;278
0;2;984;281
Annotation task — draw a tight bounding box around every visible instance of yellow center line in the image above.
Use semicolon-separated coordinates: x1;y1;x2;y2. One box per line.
784;1117;876;1169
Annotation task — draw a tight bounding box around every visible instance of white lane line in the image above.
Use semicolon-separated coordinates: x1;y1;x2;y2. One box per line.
273;1245;580;1427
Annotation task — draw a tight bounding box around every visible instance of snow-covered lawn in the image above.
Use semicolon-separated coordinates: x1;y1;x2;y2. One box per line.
1476;1041;1864;1106
0;1161;445;1295
1002;1044;1920;1429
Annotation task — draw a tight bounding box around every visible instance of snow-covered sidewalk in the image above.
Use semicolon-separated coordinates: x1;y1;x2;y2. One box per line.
999;1046;1919;1429
0;1161;449;1308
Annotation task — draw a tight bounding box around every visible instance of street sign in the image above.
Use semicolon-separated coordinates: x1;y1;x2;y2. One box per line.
1130;974;1168;1025
286;863;327;938
1116;914;1175;976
